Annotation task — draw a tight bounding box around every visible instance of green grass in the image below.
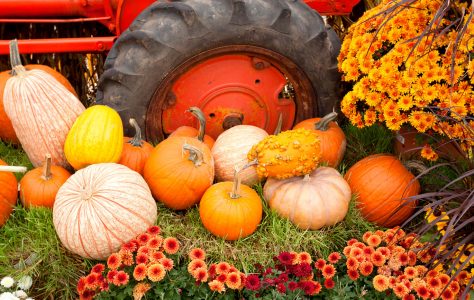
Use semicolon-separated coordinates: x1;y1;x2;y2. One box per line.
0;124;394;299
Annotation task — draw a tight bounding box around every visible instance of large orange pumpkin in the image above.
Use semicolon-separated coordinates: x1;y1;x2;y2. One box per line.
169;107;215;149
0;160;25;226
344;154;420;227
20;154;71;209
200;165;262;240
118;118;154;175
144;136;214;210
53;163;157;259
293;112;346;167
0;62;77;144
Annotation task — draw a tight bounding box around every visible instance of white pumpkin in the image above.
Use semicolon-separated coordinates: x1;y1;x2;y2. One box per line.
211;125;268;186
264;167;351;230
53;163;157;259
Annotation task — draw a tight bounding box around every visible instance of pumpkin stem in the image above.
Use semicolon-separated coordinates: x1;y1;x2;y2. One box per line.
183;143;204;167
187;107;206;142
230;160;258;199
303;174;311;181
128;118;144;147
9;40;26;76
273;112;283;135
0;165;27;173
314;112;338;131
41;154;52;180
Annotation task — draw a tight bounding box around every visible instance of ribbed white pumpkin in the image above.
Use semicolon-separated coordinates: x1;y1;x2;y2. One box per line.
264;167;351;230
212;125;268;186
3;40;85;168
53;163;157;260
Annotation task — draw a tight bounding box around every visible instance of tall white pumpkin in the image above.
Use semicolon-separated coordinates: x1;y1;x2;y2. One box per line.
211;125;268;186
53;163;157;260
3;40;85;168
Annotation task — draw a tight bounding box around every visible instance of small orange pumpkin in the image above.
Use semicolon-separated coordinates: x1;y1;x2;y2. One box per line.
200;165;262;240
20;154;71;208
118;118;154;174
0;160;26;226
293;112;346;167
169;107;215;149
344;154;419;227
144;137;214;210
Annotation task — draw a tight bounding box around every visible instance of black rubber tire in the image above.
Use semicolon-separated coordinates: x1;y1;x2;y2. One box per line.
96;0;341;140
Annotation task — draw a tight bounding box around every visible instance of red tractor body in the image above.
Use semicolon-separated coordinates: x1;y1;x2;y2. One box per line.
0;0;359;54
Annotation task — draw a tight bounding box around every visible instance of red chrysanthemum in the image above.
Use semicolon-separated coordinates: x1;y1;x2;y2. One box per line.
276;283;286;294
159;257;174;271
363;246;375;257
217;273;227;283
208;264;217;277
288;281;298;291
192;267;209;282
441;288;455;300
226;272;241;289
245;274;261;291
426;270;438;278
346;256;359;270
427;277;441;289
404;266;418;279
415;285;430;299
402;294;416;300
100;280;109;292
303;280;321;296
91;263;105;274
121;240;138;252
359;261;374;276
135;253;149;265
137;246;150;255
147;225;161;235
137;233;151;246
328;252;341;264
373;275;389;292
216;262;231;274
277;251;294;265
147;236;163;249
189;248;206;260
292;262;313;278
113;271;129;286
80;289;95;300
398;252;409;265
343;246;353;256
456;270;469;283
347;238;358;246
150;251;165;262
147;263;166;282
324;278;335;289
377;247;390;257
163;237;180;254
371;251;385;267
363;231;373;243
77;277;87;294
106;253;121;270
315;259;326;270
347;269;359;281
85;273;98;289
188;259;206;274
449;281;460;294
133;264;147;281
407;250;417;266
106;270;118;283
322;264;336;278
277;273;289;284
350;247;363;259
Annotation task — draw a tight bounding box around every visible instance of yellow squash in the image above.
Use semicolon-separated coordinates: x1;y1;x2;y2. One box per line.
64;105;123;170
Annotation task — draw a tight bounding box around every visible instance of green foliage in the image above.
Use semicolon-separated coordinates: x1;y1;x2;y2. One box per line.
0;141;32;180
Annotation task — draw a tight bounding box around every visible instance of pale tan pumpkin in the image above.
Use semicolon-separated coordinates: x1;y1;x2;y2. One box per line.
212;125;268;186
3;40;85;168
53;163;157;259
263;167;351;230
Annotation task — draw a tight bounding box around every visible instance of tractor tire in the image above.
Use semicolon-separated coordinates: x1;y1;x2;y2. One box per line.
96;0;341;143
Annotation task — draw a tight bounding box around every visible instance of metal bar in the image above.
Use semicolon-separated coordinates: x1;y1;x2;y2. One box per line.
0;0;106;18
0;37;116;55
0;17;111;23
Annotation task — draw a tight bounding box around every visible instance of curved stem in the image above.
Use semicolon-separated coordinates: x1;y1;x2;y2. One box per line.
303;174;311;181
41;154;52;180
230;160;258;199
273;112;283;135
128;118;144;147
182;143;204;167
187;107;207;142
9;39;26;76
314;112;338;131
0;166;27;173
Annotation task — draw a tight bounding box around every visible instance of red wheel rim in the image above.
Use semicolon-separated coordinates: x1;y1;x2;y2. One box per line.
146;45;317;142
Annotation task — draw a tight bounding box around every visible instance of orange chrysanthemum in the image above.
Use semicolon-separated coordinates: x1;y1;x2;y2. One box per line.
137;246;150;255
159;257;174;271
322;264;336;278
135;253;149;265
441;288;455;300
147;225;161;235
120;249;134;266
85;273;98;289
427;277;441;290
208;279;226;293
315;259;326;270
404;266;418;279
346;256;359;270
393;282;409;298
107;253;121;270
298;252;312;264
106;270;118;283
217;273;227;283
371;251;386;267
415;285;430;299
163;237;180;254
189;248;206;260
113;270;129;286
216;262;231;274
133;282;151;300
147;263;166;282
226;272;242;289
77;277;86;294
188;259;207;274
359;261;374;277
147;236;163;249
192;267;209;282
150;251;165;262
328;252;341;264
133;264;147;281
347;269;360;281
367;235;382;247
91;263;105;274
137;233;151;246
373;275;390;292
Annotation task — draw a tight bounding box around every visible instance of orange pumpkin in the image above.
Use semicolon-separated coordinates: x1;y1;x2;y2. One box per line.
169;107;215;149
344;154;419;227
118;118;154;174
293;112;346;167
0;160;25;226
0;64;77;144
200;165;262;240
20;154;71;208
144;137;214;210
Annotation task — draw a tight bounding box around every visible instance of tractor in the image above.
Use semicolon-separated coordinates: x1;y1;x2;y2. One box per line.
0;0;360;143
